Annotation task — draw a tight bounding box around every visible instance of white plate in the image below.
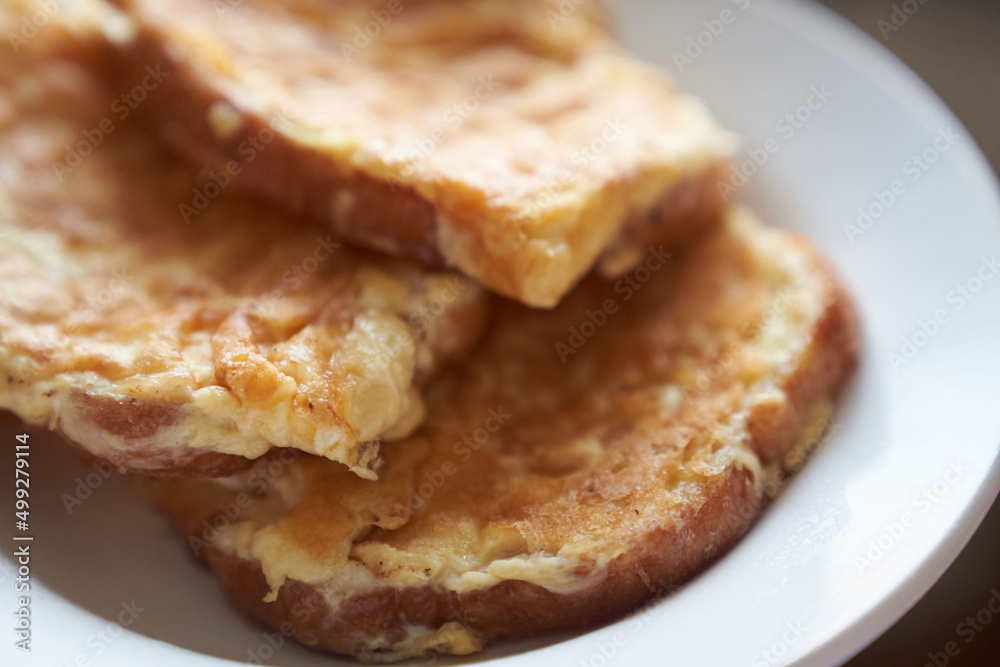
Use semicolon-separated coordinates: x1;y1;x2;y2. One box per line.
5;0;1000;665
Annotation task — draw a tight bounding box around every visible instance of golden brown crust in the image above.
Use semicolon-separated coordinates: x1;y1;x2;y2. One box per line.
117;31;447;268
112;0;733;307
193;465;760;656
142;212;860;660
66;427;256;477
2;406;255;476
0;31;487;477
598;161;729;276
114;34;728;274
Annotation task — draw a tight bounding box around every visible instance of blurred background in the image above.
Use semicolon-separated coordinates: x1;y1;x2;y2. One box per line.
813;1;1000;664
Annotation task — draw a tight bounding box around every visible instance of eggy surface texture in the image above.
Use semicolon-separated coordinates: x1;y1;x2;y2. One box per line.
114;0;732;306
143;211;859;660
0;33;486;477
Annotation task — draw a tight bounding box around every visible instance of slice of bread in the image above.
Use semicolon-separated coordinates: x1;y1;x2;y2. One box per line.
0;35;486;477
141;210;859;661
112;0;733;307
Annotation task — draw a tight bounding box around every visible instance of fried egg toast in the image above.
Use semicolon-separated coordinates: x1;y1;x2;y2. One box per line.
111;0;733;307
0;39;486;477
142;210;859;660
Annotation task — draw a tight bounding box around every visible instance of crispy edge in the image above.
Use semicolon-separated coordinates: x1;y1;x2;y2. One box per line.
146;244;860;656
62;435;257;477
114;31;727;304
1;406;255;477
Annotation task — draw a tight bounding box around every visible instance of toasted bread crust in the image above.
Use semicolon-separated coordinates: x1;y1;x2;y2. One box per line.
114;31;446;268
746;240;859;467
61;426;256;477
143;213;859;660
113;0;733;306
196;464;760;656
4;386;255;478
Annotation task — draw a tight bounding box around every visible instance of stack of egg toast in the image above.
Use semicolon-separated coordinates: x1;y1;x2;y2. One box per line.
0;0;858;661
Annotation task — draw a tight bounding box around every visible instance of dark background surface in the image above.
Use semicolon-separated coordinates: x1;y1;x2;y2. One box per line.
815;1;1000;664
